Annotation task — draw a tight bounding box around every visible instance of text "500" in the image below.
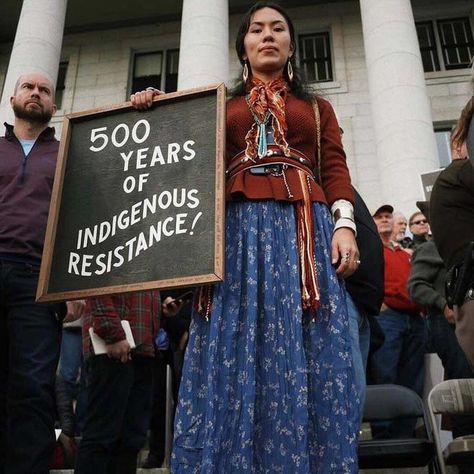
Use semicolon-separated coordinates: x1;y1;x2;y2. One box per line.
89;119;150;152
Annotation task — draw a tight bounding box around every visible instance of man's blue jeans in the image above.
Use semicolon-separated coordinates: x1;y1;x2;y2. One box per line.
59;328;88;434
347;293;370;423
370;307;427;438
0;259;61;474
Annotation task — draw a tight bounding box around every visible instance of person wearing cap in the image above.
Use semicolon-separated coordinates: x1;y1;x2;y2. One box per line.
430;96;474;367
408;211;430;248
370;204;426;438
408;201;474;455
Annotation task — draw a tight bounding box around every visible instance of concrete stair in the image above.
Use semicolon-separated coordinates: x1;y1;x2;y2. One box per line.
51;470;170;474
51;469;459;473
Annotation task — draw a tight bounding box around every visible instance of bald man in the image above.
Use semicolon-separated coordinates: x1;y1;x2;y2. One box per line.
0;73;80;473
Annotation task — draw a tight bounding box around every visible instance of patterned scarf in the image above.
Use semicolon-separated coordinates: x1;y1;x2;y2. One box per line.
244;76;290;159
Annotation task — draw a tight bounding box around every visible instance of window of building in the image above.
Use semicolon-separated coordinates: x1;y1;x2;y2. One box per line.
416;22;440;72
55;61;68;109
438;18;474;70
165;49;179;93
416;17;474;73
434;126;454;168
298;32;333;83
131;49;179;94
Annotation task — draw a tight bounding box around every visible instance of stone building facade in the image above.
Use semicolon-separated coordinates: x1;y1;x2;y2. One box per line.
0;0;472;214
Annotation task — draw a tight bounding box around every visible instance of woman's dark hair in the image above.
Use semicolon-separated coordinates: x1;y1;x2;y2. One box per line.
451;96;474;151
231;1;316;102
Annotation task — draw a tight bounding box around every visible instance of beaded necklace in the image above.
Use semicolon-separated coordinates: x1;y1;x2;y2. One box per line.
245;95;272;158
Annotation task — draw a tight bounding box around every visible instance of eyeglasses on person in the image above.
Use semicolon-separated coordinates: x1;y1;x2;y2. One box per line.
410;219;427;225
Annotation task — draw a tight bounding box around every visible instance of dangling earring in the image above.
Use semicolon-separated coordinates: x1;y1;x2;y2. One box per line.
242;61;249;83
287;59;294;82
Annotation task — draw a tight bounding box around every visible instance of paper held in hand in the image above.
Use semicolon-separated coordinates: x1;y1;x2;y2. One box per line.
89;320;136;355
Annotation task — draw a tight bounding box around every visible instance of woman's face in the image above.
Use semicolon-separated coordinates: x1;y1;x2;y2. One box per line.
243;7;294;82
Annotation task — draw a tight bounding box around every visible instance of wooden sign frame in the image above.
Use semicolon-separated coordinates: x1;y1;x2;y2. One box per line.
37;83;226;302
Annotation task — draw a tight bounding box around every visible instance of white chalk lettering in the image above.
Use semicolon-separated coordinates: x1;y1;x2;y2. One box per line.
130;201;142;226
143;195;157;219
136;148;149;169
81;254;93;276
187;189;200;208
123;175;135;193
113;246;125;268
111;123;130;148
83;226;98;247
99;221;111;243
158;191;172;209
182;140;196;160
68;252;80;274
135;232;148;256
117;209;130;230
137;173;149;192
74;189;201;250
167;143;180;163
150;146;166;166
69;212;203;276
120;150;133;172
125;236;137;261
175;213;187;234
131;119;150;144
95;253;107;275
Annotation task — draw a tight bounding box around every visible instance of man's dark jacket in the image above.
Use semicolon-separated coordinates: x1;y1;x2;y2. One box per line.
345;188;384;318
0;123;58;261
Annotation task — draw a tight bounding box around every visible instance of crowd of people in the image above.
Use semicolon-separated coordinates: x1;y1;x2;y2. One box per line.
0;1;473;473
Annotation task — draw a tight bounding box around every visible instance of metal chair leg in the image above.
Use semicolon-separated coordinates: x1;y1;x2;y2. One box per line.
163;364;174;468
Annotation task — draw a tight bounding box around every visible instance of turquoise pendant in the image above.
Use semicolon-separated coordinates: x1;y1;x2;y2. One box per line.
257;122;267;158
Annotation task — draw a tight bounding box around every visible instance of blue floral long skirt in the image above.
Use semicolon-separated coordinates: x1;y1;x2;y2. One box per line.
171;200;359;473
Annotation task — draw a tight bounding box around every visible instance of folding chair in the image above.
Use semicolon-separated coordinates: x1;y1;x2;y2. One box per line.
359;384;440;473
427;379;474;474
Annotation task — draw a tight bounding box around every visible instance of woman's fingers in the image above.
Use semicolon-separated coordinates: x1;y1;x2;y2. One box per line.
130;88;164;110
332;228;360;278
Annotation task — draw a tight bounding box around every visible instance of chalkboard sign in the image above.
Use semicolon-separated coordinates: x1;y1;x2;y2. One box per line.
37;84;226;302
420;168;443;200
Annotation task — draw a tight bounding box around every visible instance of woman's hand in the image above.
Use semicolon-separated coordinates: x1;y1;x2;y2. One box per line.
130;87;164;110
331;227;360;279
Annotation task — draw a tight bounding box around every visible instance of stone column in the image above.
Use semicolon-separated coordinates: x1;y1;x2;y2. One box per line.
177;0;229;90
0;0;68;125
360;0;439;214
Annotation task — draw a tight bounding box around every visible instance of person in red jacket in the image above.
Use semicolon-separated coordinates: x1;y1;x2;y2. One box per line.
371;204;427;438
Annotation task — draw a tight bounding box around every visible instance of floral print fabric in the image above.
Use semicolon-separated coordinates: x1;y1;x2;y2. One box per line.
172;200;359;473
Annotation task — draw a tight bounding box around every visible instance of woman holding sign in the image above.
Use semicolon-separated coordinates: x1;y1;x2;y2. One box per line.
133;2;359;472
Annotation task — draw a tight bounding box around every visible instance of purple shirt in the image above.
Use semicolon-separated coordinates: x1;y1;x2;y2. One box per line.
0;123;59;261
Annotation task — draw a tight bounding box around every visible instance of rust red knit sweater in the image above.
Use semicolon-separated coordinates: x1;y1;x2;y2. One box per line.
226;94;354;205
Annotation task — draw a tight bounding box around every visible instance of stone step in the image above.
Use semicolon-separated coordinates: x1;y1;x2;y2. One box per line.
51;470;170;474
51;467;460;474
